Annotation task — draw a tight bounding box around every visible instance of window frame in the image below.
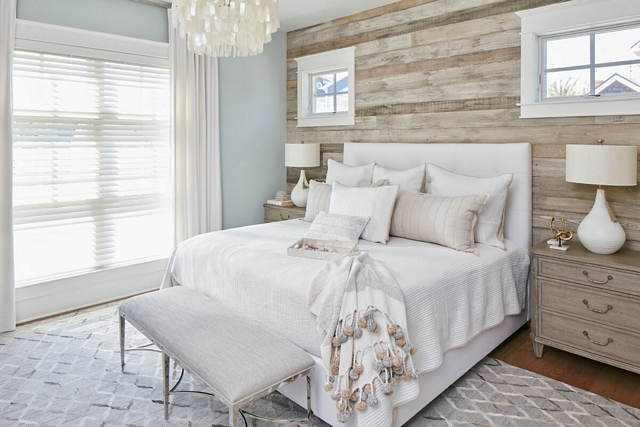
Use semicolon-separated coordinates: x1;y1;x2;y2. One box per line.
295;47;355;127
517;0;640;118
12;19;171;322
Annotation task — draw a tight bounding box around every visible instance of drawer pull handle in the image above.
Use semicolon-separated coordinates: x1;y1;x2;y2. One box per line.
582;270;613;285
280;213;291;220
582;331;613;346
582;299;613;314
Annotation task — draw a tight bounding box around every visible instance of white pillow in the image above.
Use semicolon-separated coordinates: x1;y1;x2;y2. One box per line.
304;179;389;222
329;182;399;244
305;212;370;242
326;160;374;186
428;164;513;250
373;164;425;193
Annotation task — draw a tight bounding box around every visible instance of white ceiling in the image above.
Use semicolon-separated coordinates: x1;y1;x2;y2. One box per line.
278;0;400;32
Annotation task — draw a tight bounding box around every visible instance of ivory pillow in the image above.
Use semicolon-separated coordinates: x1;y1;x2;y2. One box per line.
390;191;488;255
428;164;513;250
326;160;374;186
329;182;399;244
373;164;426;193
304;179;389;222
305;212;370;242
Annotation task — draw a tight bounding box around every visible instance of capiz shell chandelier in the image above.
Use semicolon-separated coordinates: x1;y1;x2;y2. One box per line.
171;0;280;57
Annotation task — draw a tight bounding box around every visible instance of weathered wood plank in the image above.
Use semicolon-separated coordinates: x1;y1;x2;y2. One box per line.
287;124;640;145
356;96;521;116
356;46;519;81
356;32;520;74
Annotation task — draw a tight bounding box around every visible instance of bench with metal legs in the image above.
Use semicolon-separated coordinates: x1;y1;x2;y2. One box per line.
118;287;315;427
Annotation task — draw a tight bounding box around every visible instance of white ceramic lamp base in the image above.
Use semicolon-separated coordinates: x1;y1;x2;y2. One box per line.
578;189;626;255
291;169;309;208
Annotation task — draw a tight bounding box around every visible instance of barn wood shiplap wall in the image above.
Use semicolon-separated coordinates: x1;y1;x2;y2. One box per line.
286;0;640;250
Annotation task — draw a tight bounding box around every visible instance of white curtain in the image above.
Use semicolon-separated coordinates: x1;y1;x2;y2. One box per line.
169;11;222;244
0;0;16;333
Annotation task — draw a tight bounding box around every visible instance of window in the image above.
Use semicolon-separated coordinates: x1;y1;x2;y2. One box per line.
295;47;355;127
13;32;171;285
517;0;640;118
311;70;349;114
542;26;640;100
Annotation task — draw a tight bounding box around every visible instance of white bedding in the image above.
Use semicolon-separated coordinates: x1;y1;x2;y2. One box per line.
161;219;529;376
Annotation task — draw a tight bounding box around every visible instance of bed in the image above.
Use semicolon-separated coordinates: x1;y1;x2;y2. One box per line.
161;142;533;426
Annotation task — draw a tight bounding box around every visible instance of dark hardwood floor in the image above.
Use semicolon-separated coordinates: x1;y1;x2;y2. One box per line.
490;326;640;410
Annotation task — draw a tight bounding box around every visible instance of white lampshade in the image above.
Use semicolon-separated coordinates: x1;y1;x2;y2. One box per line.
285;143;320;168
566;144;637;186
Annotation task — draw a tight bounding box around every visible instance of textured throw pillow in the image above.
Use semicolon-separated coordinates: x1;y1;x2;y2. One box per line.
304;179;389;222
329;182;399;244
428;164;513;250
325;159;375;186
390;191;488;255
373;164;426;193
304;212;370;242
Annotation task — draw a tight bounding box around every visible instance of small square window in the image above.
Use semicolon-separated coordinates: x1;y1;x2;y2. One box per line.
311;70;349;114
295;47;355;127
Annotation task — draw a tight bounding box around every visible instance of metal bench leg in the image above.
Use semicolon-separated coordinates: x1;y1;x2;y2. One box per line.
306;374;314;427
163;352;170;420
119;314;125;372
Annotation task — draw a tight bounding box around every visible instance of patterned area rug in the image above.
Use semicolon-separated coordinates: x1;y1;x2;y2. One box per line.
1;302;639;427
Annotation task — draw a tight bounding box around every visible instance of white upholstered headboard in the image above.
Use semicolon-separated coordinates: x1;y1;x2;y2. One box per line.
343;143;532;252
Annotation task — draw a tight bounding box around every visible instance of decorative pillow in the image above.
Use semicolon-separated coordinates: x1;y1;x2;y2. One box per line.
373;164;426;193
329;182;399;244
325;159;374;187
390;191;488;255
428;164;513;250
304;179;389;222
304;212;370;242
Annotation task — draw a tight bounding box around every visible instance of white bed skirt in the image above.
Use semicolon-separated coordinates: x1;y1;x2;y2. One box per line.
280;310;528;427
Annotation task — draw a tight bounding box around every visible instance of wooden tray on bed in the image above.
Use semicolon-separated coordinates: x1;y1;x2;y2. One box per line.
287;238;357;261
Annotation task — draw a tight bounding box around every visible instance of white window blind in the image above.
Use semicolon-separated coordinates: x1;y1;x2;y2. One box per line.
12;49;172;285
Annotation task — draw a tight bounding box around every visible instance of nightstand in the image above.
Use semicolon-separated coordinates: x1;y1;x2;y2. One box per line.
263;203;306;223
530;240;640;374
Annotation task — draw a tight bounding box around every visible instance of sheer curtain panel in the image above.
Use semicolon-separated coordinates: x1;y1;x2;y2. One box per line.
1;0;17;333
169;11;222;243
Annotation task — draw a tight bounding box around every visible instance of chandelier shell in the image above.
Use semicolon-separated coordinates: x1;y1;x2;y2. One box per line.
172;0;280;57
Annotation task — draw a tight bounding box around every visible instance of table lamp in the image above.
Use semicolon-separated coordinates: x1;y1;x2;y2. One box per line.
285;141;320;208
566;140;638;254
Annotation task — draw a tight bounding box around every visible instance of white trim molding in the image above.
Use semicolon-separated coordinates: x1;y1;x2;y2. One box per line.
295;46;355;127
15;259;167;323
517;0;640;118
15;19;169;66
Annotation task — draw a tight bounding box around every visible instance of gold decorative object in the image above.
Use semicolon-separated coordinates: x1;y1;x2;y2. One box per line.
549;217;574;243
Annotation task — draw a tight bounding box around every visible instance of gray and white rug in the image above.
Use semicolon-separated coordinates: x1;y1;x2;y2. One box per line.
1;302;639;427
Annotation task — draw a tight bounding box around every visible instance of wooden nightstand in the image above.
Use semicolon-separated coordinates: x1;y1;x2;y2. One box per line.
530;240;640;374
263;203;306;223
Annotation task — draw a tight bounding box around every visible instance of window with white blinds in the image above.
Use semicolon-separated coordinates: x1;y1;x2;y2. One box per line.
12;49;172;285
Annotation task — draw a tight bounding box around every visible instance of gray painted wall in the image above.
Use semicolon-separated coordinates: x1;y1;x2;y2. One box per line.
17;0;168;43
219;32;287;229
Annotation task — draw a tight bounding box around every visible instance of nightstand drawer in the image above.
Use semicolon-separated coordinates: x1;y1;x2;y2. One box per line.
264;205;305;222
540;311;640;366
539;279;640;333
538;258;640;297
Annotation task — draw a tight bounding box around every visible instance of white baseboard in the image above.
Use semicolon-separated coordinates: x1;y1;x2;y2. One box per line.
15;259;168;323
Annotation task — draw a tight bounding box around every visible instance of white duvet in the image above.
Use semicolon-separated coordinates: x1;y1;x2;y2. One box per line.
161;219;529;377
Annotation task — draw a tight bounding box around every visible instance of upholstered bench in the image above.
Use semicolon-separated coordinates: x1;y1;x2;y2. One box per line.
118;286;315;427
